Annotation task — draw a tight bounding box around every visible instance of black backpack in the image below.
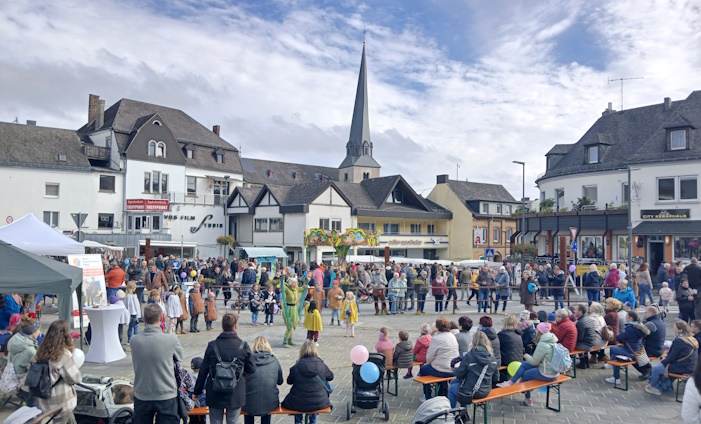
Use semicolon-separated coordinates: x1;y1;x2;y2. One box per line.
25;361;59;399
211;342;245;393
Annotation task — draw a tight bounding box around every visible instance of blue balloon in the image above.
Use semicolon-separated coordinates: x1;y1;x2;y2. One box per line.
528;282;537;293
359;362;380;384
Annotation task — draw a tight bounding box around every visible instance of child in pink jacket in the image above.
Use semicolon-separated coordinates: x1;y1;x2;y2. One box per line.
409;323;432;377
375;327;395;353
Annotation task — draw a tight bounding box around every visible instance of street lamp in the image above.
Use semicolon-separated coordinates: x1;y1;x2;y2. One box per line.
513;161;526;280
626;166;639;275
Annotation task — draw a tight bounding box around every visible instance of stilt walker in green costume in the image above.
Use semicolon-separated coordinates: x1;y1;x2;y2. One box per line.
279;275;308;348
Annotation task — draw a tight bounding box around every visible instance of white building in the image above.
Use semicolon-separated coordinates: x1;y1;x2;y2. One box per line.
531;91;701;271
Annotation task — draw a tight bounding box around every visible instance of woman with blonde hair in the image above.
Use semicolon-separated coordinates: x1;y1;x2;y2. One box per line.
282;340;333;424
646;321;698;395
243;337;283;424
584;264;602;305
449;331;498;408
498;314;524;368
32;320;82;423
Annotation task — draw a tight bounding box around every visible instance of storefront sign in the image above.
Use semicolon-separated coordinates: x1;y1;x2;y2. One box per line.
190;214;223;233
126;199;169;211
387;239;423;246
640;209;690;219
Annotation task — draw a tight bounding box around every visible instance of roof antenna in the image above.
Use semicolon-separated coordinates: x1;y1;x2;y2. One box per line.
363;22;367;43
608;76;643;110
12;117;18;124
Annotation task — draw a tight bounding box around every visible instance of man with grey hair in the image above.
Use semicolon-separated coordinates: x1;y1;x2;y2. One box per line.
655;263;670;288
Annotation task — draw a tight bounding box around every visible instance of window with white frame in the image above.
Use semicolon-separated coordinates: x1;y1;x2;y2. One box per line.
358;222;375;232
319;218;330;231
152;171;160;193
43;211;59;227
587;145;599;164
496;204;502;214
98;213;114;228
269;218;283;232
583;185;598;202
255;218;268;232
410;224;421;234
506;228;513;240
427;224;435;234
482;203;489;214
187;176;196;195
148;140;156;156
216;153;224;164
622;183;629;204
506;205;512;214
670;130;688;150
383;223;399;234
45;183;59;197
156;142;166;158
99;175;115;192
680;177;698;200
143;172;167;194
657;177;675;201
331;219;342;231
493;228;499;243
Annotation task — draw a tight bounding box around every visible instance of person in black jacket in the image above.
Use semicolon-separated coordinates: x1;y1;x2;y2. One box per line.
282;340;334;424
584;265;602;306
646;320;699;396
193;313;256;424
449;331;498;408
477;316;501;370
497;314;524;368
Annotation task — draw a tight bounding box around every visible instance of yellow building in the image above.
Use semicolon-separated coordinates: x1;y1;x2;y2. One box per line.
428;175;519;261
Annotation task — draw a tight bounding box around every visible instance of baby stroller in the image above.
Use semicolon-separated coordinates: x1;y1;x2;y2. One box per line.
411;397;469;424
74;375;134;424
346;353;389;421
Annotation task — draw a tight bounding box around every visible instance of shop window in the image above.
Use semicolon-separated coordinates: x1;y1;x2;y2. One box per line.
675;237;700;261
617;236;629;262
98;214;114;228
580;236;603;259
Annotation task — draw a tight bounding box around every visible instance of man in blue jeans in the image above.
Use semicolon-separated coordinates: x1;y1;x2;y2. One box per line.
551;266;565;311
605;310;650;385
476;266;494;313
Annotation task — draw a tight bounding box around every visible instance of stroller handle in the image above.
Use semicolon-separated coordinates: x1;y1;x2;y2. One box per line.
76;382;100;394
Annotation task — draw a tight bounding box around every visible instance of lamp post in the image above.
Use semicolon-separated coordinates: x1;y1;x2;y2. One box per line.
627;166;633;274
513;161;526;280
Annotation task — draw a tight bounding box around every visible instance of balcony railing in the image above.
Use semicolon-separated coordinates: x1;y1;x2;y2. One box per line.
83;145;110;161
164;192;228;206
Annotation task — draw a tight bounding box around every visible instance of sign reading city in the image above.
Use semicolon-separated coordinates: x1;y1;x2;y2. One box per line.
126;199;169;211
641;209;690;220
485;248;495;258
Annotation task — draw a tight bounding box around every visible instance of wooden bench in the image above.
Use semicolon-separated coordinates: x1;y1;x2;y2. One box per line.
568;347;602;378
386;365;398;396
669;373;691;402
189;406;332;424
414;375;456;397
413;361;425;367
470;374;571;424
606;356;659;391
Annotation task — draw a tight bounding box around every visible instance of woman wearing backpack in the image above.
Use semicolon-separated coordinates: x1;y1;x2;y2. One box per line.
30;320;82;424
497;322;560;407
193;313;257;424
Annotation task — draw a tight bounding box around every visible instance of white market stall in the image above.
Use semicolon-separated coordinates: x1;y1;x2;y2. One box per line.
0;213;84;256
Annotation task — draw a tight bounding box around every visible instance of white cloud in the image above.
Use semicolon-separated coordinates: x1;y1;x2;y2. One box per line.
0;0;700;200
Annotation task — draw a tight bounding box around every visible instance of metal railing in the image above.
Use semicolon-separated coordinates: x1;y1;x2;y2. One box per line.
83;145;110;161
164;192;228;206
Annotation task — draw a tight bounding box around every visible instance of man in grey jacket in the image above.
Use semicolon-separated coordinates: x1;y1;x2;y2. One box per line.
131;304;184;424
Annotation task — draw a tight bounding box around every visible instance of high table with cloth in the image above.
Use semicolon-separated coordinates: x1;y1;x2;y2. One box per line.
84;304;127;363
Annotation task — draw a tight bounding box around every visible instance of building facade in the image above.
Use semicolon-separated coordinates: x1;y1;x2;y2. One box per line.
530;92;701;271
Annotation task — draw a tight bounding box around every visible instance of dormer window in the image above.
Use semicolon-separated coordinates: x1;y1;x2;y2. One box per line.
156;142;166;158
185;149;193;159
587;146;599;164
547;156;555;170
57;154;66;162
148;140;156;156
670;129;688;150
267;170;274;178
386;188;403;204
354;146;360;155
293;172;299;180
216;153;223;164
152;120;162;126
321;176;327;182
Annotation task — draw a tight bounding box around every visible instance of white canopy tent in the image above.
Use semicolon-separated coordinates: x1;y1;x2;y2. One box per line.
0;213;84;256
81;240;124;251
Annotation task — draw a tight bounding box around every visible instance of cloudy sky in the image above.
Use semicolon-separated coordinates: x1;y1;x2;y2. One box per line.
1;0;700;198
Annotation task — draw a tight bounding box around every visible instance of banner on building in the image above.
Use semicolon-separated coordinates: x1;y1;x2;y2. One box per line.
67;254;107;328
474;228;485;245
126;199;169;211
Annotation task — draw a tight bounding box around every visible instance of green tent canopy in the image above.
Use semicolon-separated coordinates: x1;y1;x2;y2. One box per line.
0;240;83;324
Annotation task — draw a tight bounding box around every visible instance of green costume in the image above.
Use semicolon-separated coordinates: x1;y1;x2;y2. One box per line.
279;277;308;347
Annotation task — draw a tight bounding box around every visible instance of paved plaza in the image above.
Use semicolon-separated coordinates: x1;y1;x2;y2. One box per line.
0;294;685;423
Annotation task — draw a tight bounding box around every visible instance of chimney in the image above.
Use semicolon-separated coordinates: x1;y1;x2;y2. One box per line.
88;94;100;124
437;174;449;184
664;97;672;111
26;120;36;126
213;125;220;136
96;100;105;129
602;102;614;117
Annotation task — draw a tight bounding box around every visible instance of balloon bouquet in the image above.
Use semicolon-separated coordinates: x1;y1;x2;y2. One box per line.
350;345;379;383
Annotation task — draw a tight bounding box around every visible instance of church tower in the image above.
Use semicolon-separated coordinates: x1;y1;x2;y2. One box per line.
339;42;380;183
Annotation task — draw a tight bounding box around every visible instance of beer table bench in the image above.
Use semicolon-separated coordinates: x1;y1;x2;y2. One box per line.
606;356;659;391
188;406;332;424
669;373;691;402
413;375;456;397
471;374;571;424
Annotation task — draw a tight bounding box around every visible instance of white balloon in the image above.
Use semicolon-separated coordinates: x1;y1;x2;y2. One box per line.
73;348;85;369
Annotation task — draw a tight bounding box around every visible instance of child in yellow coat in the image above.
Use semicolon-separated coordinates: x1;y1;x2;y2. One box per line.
341;292;359;337
303;300;323;345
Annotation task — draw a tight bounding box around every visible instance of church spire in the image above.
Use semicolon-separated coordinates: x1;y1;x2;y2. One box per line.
340;42;380;171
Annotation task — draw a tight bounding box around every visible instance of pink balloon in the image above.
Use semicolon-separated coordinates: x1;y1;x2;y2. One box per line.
350;345;369;365
569;265;576;273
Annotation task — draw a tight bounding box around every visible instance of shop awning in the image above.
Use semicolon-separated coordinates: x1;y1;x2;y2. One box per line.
633;221;701;236
242;247;287;258
138;240;198;247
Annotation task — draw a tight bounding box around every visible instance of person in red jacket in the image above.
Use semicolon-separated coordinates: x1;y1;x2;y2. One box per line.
409;323;432;378
554;308;577;351
105;261;126;299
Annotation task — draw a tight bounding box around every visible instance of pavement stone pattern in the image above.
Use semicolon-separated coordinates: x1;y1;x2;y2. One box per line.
0;293;686;423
